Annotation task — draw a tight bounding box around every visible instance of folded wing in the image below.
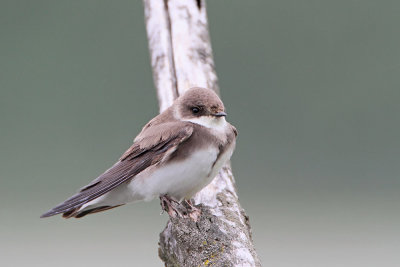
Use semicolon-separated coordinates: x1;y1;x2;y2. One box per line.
40;122;193;218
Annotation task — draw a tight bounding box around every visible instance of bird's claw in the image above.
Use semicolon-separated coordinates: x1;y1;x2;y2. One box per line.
159;195;201;221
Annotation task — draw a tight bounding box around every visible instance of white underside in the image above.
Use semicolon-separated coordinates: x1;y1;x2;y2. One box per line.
79;116;234;212
80;144;234;211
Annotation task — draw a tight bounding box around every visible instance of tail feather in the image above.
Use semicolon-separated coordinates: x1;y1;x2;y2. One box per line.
73;205;124;218
41;204;124;219
61;207;81;218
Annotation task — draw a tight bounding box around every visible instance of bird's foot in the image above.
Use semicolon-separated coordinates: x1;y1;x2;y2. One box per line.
159;195;201;221
160;195;184;218
183;199;201;221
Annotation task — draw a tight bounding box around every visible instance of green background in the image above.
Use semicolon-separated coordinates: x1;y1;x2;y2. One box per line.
1;0;399;266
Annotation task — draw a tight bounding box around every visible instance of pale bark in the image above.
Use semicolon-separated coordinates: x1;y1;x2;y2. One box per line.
143;0;261;266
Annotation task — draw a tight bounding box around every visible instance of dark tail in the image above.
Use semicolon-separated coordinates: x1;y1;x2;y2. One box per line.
41;204;124;219
70;205;124;218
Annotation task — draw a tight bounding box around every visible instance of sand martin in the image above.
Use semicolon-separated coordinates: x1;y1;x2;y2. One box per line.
41;87;237;218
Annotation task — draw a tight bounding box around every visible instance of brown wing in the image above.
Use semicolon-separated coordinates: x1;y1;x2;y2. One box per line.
40;122;193;218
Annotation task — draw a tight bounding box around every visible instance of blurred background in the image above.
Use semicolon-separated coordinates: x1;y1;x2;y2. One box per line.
1;0;399;266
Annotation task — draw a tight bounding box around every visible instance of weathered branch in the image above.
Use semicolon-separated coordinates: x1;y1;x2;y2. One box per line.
143;0;261;266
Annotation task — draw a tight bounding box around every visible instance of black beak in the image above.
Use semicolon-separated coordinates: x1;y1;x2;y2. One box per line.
213;111;227;117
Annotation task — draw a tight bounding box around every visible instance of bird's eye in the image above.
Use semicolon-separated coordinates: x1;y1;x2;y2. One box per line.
191;107;200;114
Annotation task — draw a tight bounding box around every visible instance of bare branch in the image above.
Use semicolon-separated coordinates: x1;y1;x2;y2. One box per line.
143;0;261;266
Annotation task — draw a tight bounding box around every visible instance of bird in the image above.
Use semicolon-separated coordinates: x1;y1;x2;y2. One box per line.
40;87;237;219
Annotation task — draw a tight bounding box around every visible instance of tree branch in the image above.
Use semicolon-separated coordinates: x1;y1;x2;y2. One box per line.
143;0;261;266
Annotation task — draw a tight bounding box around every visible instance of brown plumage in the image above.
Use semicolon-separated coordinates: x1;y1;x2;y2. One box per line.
41;123;193;218
41;87;237;218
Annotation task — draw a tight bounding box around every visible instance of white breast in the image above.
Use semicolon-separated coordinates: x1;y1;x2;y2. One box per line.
127;146;220;201
78;145;234;213
208;141;235;181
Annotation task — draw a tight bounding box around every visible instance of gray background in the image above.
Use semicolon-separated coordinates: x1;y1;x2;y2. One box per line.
1;0;399;266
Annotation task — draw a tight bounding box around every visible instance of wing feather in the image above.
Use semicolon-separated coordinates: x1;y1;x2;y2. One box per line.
40;122;193;218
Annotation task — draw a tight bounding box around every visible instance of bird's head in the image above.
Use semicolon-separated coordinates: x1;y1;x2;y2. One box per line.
174;87;227;128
